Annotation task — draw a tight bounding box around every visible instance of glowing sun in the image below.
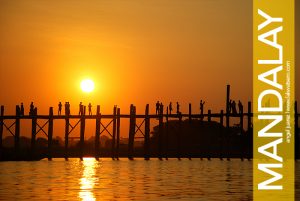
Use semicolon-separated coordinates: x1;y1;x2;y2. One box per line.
80;79;95;93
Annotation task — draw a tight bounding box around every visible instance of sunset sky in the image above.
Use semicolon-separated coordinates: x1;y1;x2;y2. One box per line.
0;0;299;117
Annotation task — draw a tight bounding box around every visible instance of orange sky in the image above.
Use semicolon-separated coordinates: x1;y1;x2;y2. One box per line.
0;0;299;116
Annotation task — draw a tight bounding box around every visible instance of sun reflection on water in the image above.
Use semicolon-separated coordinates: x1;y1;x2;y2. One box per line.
79;158;98;201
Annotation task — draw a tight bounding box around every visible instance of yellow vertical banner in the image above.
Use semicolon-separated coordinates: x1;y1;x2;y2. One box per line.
253;0;294;200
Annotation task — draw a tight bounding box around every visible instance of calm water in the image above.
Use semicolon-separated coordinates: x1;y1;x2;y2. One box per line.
0;158;253;200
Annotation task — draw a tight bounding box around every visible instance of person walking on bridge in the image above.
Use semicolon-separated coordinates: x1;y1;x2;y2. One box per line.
200;100;205;121
88;103;92;115
156;101;160;115
169;102;173;114
58;102;62;115
176;102;180;115
238;100;243;114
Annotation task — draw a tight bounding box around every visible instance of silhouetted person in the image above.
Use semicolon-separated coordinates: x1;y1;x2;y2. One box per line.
169;102;173;114
58;102;62;115
88;103;92;115
67;102;71;115
238;100;243;114
232;101;237;115
200;100;205;121
160;103;163;115
156;101;160;115
30;102;34;115
176;102;180;114
16;105;21;116
64;102;68;115
79;102;83;115
65;102;70;116
228;99;232;113
20;103;24;116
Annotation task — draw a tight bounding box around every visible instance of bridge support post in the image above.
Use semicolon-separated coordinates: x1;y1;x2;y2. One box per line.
31;109;37;159
64;112;69;160
295;101;299;159
128;104;135;159
14;106;21;158
219;110;224;160
226;85;230;161
208;110;211;122
112;106;117;159
189;103;192;123
80;106;86;160
177;113;182;160
48;107;53;160
158;104;164;159
165;108;169;160
0;106;4;155
144;104;150;160
95;105;101;159
247;101;252;160
240;105;244;161
116;108;120;159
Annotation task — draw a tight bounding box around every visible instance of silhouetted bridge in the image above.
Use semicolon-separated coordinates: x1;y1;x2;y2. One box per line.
0;85;299;161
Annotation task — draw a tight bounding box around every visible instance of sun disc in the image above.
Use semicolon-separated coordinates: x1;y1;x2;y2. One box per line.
80;79;95;93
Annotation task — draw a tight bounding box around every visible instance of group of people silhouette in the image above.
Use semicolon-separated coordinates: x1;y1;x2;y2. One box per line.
156;101;181;115
58;102;93;116
16;102;37;116
155;101;206;116
228;100;243;114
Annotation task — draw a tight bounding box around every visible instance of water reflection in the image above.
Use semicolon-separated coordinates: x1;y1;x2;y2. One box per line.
79;158;98;201
0;158;259;200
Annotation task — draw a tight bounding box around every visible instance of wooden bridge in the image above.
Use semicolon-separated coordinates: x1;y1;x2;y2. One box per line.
0;85;299;160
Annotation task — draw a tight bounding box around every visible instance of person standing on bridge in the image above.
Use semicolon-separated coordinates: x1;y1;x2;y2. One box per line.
160;102;163;115
58;102;62;115
169;102;173;114
228;99;232;114
64;102;67;115
176;102;180;115
156;101;160;115
88;103;92;115
231;100;237;115
200;100;205;121
65;102;70;116
20;103;24;116
29;102;34;115
238;100;243;114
